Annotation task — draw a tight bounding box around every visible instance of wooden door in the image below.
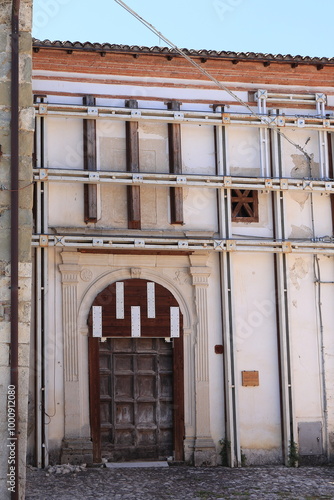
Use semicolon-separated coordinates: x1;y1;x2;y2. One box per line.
88;279;184;463
99;337;173;462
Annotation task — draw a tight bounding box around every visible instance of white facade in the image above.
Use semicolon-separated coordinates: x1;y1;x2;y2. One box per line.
29;43;334;467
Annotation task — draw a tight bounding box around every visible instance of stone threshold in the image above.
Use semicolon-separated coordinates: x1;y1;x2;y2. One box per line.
105;461;169;468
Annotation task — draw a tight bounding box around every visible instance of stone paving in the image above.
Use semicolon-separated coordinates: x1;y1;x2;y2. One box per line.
25;465;334;500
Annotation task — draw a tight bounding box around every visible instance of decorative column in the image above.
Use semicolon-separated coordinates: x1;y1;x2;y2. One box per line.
190;255;217;466
59;253;81;385
59;252;93;463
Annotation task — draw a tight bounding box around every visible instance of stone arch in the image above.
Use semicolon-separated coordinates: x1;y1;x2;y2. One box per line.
78;267;193;334
87;274;188;462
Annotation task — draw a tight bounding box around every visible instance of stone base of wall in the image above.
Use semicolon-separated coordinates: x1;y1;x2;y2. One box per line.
184;437;195;464
328;431;334;462
241;448;283;466
60;439;93;465
194;438;217;466
298;454;328;465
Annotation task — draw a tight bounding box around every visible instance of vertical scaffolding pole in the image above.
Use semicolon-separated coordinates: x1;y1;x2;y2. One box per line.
215;114;241;466
270;125;295;464
258;91;270;178
34;96;49;468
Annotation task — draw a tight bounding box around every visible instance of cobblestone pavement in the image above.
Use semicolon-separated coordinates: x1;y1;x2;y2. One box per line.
26;465;334;500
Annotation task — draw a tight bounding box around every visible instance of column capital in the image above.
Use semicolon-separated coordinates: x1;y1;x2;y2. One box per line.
189;266;211;286
60;251;81;265
59;264;82;285
189;253;209;268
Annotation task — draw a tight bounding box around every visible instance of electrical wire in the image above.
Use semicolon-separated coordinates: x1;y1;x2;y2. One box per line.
114;0;312;163
313;255;329;459
1;181;34;191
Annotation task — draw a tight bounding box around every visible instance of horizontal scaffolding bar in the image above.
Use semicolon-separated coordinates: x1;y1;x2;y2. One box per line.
33;168;334;193
32;234;334;254
34;103;334;131
255;90;324;105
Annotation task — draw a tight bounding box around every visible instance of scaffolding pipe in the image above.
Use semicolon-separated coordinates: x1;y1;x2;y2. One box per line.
32;168;334;193
34;109;49;468
314;257;330;461
32;102;334;131
270;126;296;465
214;121;240;467
30;233;334;255
41;172;49;467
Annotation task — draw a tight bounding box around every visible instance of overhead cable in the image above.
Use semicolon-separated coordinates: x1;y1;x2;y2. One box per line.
114;0;312;162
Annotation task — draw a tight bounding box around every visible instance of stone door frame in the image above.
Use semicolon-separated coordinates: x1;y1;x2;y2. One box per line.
59;252;217;465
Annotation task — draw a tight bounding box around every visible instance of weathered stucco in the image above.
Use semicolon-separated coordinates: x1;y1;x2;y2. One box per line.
26;38;334;469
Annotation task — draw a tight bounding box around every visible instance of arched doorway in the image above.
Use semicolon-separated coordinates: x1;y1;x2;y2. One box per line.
88;279;184;463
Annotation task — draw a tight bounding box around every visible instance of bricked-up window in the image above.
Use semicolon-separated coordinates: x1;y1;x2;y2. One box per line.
231;189;259;222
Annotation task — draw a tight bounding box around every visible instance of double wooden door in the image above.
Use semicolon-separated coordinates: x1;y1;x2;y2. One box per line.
99;337;174;462
89;279;184;463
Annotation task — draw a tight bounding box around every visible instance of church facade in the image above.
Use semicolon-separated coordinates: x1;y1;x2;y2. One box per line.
28;38;334;469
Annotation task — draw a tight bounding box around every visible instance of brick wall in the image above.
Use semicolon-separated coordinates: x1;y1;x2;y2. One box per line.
33;47;334;93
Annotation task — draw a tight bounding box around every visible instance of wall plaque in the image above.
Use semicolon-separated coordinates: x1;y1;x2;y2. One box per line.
242;370;259;387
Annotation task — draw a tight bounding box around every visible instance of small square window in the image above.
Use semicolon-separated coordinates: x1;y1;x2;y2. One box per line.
231;189;259;222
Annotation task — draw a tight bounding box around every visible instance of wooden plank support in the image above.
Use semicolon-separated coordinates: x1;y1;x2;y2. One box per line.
88;336;101;462
83;95;98;222
168;101;184;224
126;99;141;229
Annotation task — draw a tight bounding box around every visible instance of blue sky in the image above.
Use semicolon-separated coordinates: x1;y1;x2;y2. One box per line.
32;0;333;58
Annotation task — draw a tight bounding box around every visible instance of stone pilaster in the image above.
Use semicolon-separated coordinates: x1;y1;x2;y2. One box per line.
59;265;81;383
59;253;82;439
189;255;217;466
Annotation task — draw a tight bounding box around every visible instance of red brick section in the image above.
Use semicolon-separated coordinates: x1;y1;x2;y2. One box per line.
33;48;334;90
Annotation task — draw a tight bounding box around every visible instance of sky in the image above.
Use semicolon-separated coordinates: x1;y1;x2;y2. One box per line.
32;0;334;58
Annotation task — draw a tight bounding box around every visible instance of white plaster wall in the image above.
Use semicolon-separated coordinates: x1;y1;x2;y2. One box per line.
45;249;65;454
183;187;217;231
312;193;333;238
287;254;323;422
227;126;261;176
284;191;332;241
33;74;249;107
316;255;334;456
138;123;170;230
97;120;126;171
207;253;225;446
325;96;334;108
46;117;83;169
48;183;84;228
46;116;219;232
280;129;320;178
281;107;319;117
285;192;314;240
46;95;83;105
178;124;217;231
138;123;169;173
182;124;215;175
232;252;282;463
36;74;334;466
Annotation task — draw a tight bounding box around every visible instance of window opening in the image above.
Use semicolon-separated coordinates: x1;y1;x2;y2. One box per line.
231;189;259;222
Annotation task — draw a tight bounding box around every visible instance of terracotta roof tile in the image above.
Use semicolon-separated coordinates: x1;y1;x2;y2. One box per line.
32;39;334;65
